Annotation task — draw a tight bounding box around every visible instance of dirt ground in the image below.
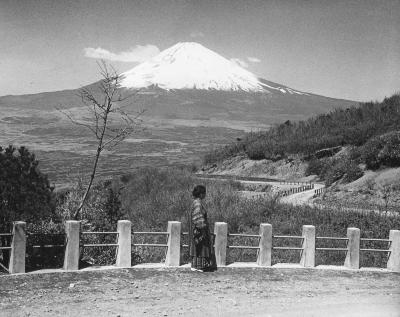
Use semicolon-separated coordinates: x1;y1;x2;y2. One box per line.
1;266;399;317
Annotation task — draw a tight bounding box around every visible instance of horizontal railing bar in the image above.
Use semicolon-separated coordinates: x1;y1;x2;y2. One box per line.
31;245;64;248
360;238;390;242
133;243;168;247
274;235;304;239
132;232;169;235
316;237;349;240
228;246;259;249
182;232;189;235
360;249;390;252
182;244;189;248
228;234;260;238
82;232;118;234
27;233;65;235
0;246;12;250
0;233;12;236
273;247;303;250
316;248;348;251
83;244;118;247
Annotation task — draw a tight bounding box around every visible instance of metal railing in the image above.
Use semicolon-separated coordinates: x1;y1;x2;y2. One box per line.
132;231;169;248
315;236;349;252
273;235;304;251
228;233;261;250
360;238;391;254
81;231;119;248
0;232;12;250
27;232;65;249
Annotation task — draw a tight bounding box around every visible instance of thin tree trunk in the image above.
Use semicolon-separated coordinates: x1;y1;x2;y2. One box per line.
73;109;109;220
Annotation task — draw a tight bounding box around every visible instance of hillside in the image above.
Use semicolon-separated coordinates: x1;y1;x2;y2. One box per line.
201;93;400;210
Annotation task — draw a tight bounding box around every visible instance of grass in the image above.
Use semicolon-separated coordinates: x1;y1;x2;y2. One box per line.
3;167;399;271
76;168;400;268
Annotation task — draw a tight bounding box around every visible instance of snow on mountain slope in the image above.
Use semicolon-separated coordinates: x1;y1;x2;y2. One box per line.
120;42;306;94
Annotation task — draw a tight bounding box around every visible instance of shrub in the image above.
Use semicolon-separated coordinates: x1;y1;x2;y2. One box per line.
0;145;56;231
245;141;266;160
361;131;400;169
306;158;326;176
323;158;363;186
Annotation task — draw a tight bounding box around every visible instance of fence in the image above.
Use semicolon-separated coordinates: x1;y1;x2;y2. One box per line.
1;221;399;274
314;187;325;197
278;183;315;197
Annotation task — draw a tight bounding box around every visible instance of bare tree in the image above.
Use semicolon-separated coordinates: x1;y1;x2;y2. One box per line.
59;61;143;219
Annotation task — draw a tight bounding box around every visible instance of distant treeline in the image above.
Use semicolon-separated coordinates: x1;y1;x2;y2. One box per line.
204;93;400;164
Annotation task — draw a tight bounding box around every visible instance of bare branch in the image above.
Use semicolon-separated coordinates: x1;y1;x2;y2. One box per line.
59;60;144;220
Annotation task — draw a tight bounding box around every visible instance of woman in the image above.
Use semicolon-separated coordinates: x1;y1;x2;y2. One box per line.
188;185;217;272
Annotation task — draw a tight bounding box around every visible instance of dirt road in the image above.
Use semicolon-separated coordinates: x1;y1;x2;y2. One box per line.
1;267;399;317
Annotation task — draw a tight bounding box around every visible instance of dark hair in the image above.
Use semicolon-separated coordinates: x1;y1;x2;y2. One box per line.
192;185;206;198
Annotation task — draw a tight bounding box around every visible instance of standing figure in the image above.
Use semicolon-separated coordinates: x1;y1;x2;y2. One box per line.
188;185;217;272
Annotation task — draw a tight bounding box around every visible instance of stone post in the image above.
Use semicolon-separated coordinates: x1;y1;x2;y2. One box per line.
344;227;360;269
214;222;228;266
257;223;272;266
116;220;131;267
63;220;80;271
300;225;315;267
9;221;26;274
165;221;181;266
387;230;400;272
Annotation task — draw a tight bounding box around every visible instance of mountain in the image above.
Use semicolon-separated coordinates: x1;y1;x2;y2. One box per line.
121;42;275;92
0;41;355;124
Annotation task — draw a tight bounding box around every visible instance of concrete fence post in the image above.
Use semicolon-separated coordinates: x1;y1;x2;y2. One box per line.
344;227;360;269
387;230;400;272
63;220;80;271
257;223;272;266
9;221;26;274
165;221;181;266
214;222;228;266
300;225;315;267
116;220;131;267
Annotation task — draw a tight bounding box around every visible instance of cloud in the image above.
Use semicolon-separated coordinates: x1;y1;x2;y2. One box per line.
84;45;160;62
247;56;261;63
230;58;249;68
190;31;205;38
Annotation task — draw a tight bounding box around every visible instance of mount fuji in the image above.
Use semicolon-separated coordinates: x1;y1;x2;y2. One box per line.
119;42;312;97
120;42;305;94
0;41;355;125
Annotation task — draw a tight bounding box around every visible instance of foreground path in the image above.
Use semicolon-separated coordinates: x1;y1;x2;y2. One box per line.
1;267;399;317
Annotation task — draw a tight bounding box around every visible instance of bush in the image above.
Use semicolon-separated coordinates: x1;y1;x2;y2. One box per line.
245;141;266;160
323;158;363;186
361;131;400;169
306;158;327;176
0;145;56;231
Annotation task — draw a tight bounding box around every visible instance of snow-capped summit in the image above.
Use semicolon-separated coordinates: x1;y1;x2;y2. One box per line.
120;42;265;92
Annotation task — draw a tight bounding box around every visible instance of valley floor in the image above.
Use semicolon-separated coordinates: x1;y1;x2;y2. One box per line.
1;267;399;317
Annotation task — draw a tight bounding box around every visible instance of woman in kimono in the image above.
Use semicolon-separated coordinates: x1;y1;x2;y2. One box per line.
188;185;217;272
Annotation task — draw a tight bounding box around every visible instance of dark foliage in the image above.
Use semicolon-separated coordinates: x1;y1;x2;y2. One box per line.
0;145;56;231
204;93;400;164
360;131;400;170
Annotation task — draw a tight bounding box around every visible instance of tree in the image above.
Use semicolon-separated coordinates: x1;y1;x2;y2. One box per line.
0;145;55;230
59;61;143;219
0;145;55;269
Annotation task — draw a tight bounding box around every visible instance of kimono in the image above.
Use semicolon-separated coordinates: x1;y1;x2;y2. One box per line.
188;198;217;271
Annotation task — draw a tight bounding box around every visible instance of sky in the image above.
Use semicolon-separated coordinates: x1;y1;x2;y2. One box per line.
0;0;399;101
